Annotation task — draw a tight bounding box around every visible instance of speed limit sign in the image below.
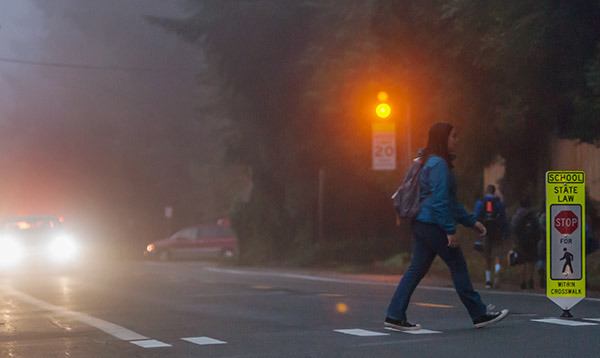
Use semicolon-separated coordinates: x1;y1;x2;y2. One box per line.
372;122;396;170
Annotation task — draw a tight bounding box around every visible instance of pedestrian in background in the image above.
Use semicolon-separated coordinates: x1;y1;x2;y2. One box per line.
510;197;540;289
473;184;508;288
536;207;547;288
384;122;509;331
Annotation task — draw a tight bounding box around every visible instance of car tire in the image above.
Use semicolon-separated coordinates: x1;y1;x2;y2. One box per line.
158;250;171;261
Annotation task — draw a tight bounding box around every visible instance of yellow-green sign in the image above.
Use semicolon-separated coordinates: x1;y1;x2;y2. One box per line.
546;171;585;311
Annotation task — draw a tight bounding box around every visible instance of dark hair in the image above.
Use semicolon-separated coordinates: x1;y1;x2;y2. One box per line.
423;122;454;167
486;185;496;195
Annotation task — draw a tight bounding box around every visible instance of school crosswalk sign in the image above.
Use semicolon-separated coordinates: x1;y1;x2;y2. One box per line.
546;171;585;312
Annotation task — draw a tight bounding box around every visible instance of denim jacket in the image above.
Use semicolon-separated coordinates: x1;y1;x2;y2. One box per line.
415;155;476;234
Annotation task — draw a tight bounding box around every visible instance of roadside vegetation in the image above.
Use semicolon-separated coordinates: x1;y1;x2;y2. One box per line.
151;1;600;267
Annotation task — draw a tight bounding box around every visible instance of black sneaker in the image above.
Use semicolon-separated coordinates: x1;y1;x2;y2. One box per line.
473;309;509;328
384;317;422;331
485;281;492;289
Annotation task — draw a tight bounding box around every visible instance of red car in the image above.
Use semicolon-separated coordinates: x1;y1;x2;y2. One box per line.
144;223;237;261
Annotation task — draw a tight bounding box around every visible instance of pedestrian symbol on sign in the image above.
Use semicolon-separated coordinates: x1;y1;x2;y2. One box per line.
560;248;574;276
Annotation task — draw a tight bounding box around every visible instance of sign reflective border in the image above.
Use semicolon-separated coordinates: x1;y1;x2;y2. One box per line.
546;171;585;311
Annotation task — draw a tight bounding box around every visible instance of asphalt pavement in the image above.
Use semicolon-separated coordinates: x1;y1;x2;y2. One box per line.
1;259;599;357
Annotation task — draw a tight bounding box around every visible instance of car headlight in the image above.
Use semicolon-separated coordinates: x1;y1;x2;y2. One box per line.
48;236;78;262
0;238;24;267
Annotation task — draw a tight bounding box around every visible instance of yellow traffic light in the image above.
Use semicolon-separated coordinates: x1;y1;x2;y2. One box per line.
375;103;391;119
377;91;389;102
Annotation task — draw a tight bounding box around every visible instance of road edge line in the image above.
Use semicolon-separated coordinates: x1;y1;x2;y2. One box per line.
204;267;600;302
1;285;150;341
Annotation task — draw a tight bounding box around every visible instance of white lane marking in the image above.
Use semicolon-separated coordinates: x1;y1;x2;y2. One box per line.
204;267;600;302
401;329;441;334
531;318;598;326
583;318;600;322
206;267;373;285
130;339;172;348
1;285;148;341
384;327;441;334
334;329;389;337
182;336;227;345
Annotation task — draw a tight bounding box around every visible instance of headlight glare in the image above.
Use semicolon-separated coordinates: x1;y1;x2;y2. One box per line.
48;236;78;262
0;238;24;267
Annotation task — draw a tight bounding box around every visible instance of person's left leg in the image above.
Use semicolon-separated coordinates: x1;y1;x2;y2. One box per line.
386;231;436;321
493;255;502;288
490;233;502;288
483;236;493;288
435;242;487;320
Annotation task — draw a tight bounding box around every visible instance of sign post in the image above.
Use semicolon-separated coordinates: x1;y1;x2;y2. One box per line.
545;171;585;317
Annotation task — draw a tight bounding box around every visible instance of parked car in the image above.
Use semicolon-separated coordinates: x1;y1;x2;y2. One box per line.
0;215;79;268
144;223;237;261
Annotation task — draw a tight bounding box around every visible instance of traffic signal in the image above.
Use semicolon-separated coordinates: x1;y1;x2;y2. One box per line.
375;91;391;119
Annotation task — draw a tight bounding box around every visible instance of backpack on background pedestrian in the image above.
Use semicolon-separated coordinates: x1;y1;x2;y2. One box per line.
384;122;509;332
473;185;508;288
510;197;540;289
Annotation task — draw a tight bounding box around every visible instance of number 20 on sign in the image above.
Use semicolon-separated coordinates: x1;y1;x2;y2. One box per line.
545;171;585;315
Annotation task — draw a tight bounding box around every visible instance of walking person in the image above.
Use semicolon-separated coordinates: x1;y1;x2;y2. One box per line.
510;197;540;289
385;122;509;331
474;185;508;288
536;207;547;288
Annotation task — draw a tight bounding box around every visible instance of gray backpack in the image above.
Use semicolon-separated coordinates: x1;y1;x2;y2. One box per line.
392;157;424;219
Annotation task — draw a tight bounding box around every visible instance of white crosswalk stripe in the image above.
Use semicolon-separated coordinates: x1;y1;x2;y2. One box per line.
334;329;389;337
583;318;600;322
182;336;227;345
401;329;441;334
531;318;598;326
130;339;172;348
384;327;441;334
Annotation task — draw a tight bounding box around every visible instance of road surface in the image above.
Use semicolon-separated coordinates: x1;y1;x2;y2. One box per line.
1;260;599;357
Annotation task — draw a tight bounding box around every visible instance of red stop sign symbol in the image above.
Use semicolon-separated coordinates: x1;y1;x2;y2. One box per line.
554;210;579;235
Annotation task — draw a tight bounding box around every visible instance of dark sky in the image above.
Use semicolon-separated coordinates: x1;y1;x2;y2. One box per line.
0;1;221;237
0;0;202;123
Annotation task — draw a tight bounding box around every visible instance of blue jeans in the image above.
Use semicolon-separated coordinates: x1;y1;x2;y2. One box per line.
386;221;487;321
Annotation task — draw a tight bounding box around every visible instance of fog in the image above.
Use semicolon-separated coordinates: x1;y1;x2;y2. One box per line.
0;1;239;253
